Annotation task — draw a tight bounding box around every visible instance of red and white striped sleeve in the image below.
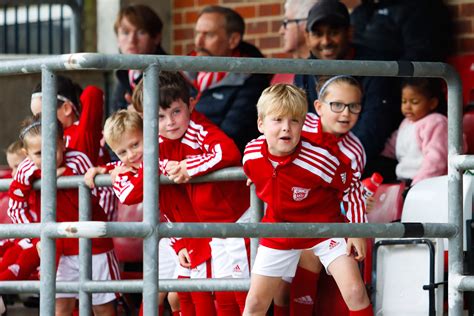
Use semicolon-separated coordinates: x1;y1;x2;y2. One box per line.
112;167;143;205
7;159;38;224
182;117;241;178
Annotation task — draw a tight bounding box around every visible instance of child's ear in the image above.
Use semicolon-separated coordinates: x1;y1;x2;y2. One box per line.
188;97;196;113
429;97;439;111
257;117;264;134
21;147;28;157
314;100;323;116
60;102;74;117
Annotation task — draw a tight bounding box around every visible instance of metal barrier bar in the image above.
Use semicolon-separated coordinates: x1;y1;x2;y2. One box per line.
249;184;263;268
40;68;58;316
78;184;92;316
142;65;160;315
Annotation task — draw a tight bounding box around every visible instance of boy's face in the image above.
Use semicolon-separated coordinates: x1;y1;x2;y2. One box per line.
7;151;26;177
110;129;143;169
257;112;303;157
23;135;65;169
158;99;193;140
117;17;159;55
315;82;361;137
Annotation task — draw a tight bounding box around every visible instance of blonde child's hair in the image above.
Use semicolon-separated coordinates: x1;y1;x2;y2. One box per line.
257;84;307;120
104;110;143;148
6;140;24;155
316;75;363;101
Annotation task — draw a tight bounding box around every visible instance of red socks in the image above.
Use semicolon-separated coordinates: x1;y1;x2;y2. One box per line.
177;291;195;316
289;267;319;316
273;304;290;316
349;305;374;316
214;291;240;316
234;291;247;314
191;292;216;316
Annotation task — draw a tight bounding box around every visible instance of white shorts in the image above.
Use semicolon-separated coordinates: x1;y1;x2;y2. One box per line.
56;251;121;305
176;259;212;279
252;238;347;278
211;209;251;279
159;238;179;279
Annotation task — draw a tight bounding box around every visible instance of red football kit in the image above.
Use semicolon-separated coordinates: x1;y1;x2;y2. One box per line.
302;113;367;224
243;136;354;250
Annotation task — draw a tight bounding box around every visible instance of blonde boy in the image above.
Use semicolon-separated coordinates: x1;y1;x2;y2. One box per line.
242;84;373;316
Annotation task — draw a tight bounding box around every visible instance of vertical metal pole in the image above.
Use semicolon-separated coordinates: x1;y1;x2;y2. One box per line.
48;4;52;54
37;3;41;54
78;184;92;316
3;5;8;54
40;68;58;316
447;72;465;316
142;65;160;315
250;184;263;268
26;3;30;54
14;5;19;53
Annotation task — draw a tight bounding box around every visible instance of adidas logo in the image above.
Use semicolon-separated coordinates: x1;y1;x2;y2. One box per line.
8;264;20;277
233;264;241;273
329;239;339;250
340;172;347;184
293;295;314;305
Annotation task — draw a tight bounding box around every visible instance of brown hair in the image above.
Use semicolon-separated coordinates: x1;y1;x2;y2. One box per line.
6;140;23;155
19;114;64;149
114;4;163;38
132;71;191;113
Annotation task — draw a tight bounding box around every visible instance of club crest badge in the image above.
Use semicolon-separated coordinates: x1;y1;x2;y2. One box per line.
292;187;310;201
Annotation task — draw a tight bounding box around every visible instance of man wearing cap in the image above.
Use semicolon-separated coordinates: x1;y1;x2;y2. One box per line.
295;0;402;180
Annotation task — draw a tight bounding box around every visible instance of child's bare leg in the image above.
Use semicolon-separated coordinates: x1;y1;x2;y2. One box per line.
168;292;180;312
55;297;76;316
92;301;116;316
328;255;370;311
243;274;282;316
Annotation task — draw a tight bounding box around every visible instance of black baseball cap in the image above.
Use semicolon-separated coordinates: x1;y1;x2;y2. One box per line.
306;0;350;32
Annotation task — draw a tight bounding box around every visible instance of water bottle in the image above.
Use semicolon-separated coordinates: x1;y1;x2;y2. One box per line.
362;172;383;200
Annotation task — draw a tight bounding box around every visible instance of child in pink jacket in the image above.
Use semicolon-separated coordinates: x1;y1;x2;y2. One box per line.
382;78;447;185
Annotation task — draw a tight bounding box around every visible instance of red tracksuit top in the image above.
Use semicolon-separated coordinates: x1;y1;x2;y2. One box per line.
302;113;367;223
63;86;115;220
8;150;113;256
159;111;249;223
242;136;354;250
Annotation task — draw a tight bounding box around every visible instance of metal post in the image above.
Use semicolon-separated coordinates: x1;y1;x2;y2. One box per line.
250;184;263;268
40;68;58;316
447;70;465;316
78;184;92;316
142;65;160;316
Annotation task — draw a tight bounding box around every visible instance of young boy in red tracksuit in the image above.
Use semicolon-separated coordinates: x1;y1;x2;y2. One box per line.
275;76;368;315
85;110;182;316
120;71;251;316
8;114;120;316
241;84;373;316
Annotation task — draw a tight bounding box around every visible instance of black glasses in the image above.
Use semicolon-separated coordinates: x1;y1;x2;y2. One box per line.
282;18;307;29
322;101;362;114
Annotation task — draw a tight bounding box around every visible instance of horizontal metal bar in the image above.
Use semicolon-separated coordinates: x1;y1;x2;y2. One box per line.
158;222;457;239
0;167;247;191
451;155;474;171
456;275;474;292
0;278;249;294
0;222;456;240
0;53;454;79
159;279;249;292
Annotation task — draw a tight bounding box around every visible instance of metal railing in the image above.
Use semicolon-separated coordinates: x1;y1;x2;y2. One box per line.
0;0;82;54
0;53;467;316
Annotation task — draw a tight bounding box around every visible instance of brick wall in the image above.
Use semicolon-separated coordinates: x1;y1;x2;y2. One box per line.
172;0;474;58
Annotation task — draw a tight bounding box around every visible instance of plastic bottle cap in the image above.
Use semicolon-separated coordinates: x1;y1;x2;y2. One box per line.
371;172;384;186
